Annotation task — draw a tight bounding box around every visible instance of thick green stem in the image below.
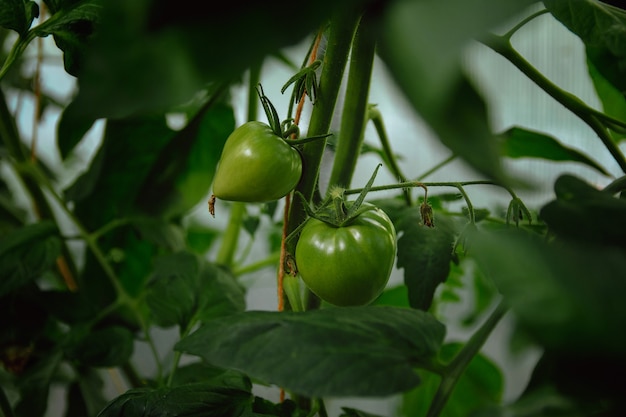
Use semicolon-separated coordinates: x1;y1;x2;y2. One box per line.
481;33;626;174
328;12;377;189
214;203;246;267
287;8;361;238
427;300;509;417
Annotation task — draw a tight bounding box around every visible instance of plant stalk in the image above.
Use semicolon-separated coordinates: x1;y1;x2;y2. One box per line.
286;7;361;238
426;300;508;417
328;11;377;189
481;33;626;174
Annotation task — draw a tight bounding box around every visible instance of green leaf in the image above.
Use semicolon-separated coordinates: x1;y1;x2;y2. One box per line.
96;382;253;417
136;102;235;219
0;0;38;35
130;218;186;252
56;100;97;160
472;386;585;417
540;174;626;245
400;343;503;417
396;210;459;311
64;0;358;119
587;49;626;141
498;127;610;175
0;221;62;296
32;0;101;76
519;350;626;416
378;0;535;184
14;350;63;417
544;0;626;97
64;325;134;367
185;223;219;255
467;226;626;356
340;407;385;417
66;368;108;417
176;306;446;398
145;251;245;329
65;116;174;229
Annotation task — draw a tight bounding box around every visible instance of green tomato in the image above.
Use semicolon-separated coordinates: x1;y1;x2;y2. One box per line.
295;203;397;306
213;121;302;202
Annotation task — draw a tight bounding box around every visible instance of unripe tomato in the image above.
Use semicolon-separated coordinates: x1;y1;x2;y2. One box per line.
295;203;397;306
213;121;302;202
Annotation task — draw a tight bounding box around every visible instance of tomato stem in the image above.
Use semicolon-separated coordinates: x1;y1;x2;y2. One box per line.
481;32;626;174
328;11;377;189
286;7;361;239
369;105;412;205
426;300;509;417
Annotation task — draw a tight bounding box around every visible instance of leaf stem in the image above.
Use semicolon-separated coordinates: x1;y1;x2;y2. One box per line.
233;251;281;277
502;8;550;40
369;105;412;205
426;300;509;417
480;32;626;174
416;154;457;180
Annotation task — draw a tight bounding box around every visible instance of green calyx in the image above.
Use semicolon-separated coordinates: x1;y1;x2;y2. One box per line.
297;163;383;228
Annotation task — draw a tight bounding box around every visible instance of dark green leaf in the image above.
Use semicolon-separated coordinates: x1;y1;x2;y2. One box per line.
14;350;63;417
467;226;626;356
96;382;252;417
540;174;626;245
64;0;361;119
0;0;38;35
64;325;134;367
519;350;626;416
145;251;245;329
379;0;535;184
66;368;108;417
498;127;610;175
401;343;503;417
471;386;585;417
587;48;626;141
130;218;186;251
56;100;97;160
176;306;445;397
544;0;626;96
340;407;385;417
396;210;459;311
169;363;250;390
65;116;174;230
0;221;62;296
136;102;234;218
32;0;101;76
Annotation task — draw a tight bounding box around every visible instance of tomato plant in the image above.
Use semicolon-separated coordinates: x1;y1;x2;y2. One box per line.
2;1;626;417
212;121;302;202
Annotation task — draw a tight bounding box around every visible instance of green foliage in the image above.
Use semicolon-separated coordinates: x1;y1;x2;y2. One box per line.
176;306;445;397
2;1;626;416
